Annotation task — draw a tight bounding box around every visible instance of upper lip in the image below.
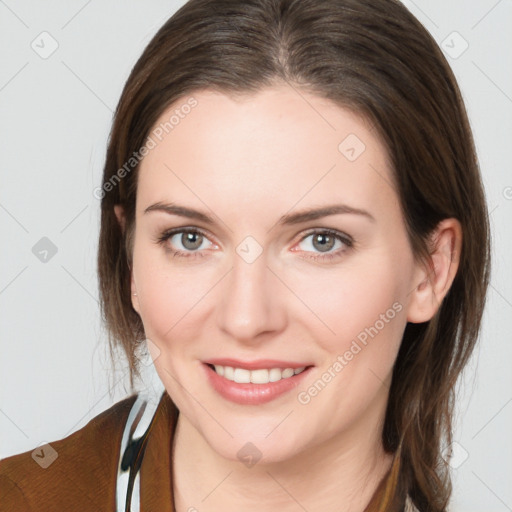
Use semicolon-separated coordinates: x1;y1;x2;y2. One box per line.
203;358;313;370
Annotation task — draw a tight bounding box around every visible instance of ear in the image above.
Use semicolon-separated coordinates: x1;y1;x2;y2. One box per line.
114;204;126;233
114;204;140;313
407;218;462;323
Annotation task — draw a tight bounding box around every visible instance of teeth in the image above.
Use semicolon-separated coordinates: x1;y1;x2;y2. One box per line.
211;364;307;384
234;368;250;383
281;368;294;379
269;368;281;382
250;369;269;384
224;366;234;380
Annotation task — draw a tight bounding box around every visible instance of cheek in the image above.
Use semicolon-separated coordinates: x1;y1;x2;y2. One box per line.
287;255;405;355
290;261;408;432
132;247;217;343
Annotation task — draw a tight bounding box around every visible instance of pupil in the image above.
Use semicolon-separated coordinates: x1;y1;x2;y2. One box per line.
313;234;334;253
182;232;202;250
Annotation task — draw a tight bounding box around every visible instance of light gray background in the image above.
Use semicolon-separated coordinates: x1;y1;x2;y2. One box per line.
0;1;511;510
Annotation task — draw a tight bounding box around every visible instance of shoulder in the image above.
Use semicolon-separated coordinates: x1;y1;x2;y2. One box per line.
0;394;137;511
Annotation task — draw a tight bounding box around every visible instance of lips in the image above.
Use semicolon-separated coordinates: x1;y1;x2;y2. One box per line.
202;358;314;405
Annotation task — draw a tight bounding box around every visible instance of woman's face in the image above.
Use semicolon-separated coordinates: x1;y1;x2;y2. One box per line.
129;84;421;464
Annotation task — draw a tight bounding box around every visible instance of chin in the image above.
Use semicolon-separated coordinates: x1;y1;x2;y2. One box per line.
209;414;314;460
209;434;305;467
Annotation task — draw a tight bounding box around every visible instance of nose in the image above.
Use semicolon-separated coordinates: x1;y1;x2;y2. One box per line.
216;248;287;344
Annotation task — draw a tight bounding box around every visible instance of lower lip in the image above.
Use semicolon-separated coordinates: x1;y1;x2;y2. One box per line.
203;363;313;405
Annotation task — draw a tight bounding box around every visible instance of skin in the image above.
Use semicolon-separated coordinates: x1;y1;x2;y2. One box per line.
115;83;461;512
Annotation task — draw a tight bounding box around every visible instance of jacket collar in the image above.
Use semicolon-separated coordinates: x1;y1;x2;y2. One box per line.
139;391;178;511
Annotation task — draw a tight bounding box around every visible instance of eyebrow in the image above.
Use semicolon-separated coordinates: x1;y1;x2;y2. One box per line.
278;204;375;225
143;202;376;225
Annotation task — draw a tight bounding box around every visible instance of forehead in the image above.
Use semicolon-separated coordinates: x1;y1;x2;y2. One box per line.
136;85;398;224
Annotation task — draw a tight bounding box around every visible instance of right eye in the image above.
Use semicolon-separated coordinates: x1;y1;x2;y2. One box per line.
156;228;215;258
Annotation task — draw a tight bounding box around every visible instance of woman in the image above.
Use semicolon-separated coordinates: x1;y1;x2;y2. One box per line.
0;0;490;511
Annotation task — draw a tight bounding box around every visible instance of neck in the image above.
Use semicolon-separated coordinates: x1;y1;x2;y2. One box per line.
171;405;393;512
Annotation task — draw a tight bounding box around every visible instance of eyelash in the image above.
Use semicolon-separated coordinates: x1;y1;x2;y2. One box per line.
155;227;353;262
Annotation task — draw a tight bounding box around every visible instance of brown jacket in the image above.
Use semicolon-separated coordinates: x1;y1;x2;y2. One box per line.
0;392;412;511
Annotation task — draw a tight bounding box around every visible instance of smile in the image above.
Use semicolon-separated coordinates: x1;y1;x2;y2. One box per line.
202;361;313;405
209;364;307;384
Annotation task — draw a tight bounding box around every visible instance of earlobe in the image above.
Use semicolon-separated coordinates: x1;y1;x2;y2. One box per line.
406;218;462;323
114;204;126;233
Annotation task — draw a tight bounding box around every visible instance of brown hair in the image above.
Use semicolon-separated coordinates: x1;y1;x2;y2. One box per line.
97;0;491;509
